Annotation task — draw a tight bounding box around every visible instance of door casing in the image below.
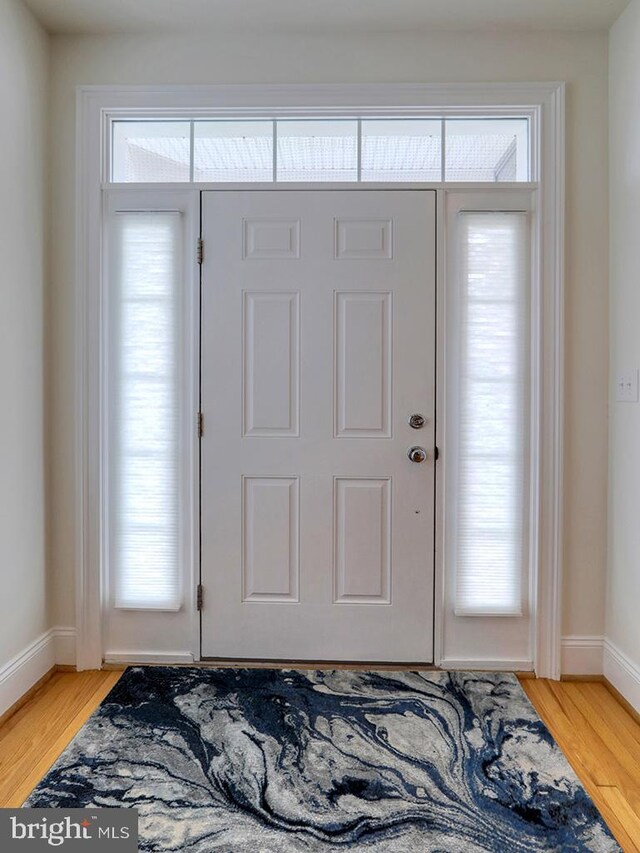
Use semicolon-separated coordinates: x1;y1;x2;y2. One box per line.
78;81;563;676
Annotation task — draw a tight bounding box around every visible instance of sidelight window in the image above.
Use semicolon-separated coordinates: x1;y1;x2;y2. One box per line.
448;205;532;616
107;211;184;610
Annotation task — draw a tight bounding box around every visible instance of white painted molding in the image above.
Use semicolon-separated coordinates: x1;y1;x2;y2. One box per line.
561;635;603;676
77;82;565;675
75;85;103;670
534;82;565;680
604;639;640;714
53;626;78;667
0;630;56;717
439;658;534;672
104;652;195;664
0;627;78;719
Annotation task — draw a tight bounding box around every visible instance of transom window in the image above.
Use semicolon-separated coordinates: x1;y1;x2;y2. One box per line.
110;116;530;184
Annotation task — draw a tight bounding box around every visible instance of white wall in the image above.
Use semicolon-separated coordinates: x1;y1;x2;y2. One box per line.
607;0;640;708
0;2;49;677
49;30;610;661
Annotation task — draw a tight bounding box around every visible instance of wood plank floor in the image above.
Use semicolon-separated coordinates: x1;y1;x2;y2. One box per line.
522;679;640;852
0;669;121;808
0;670;638;850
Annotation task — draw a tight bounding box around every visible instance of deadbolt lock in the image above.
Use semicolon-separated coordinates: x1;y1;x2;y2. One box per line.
408;413;426;429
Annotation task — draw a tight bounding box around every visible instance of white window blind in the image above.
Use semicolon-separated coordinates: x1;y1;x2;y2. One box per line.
454;211;529;616
109;211;183;610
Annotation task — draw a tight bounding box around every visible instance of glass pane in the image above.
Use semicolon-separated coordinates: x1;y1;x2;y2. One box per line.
109;212;182;610
277;120;358;182
445;119;529;182
361;119;442;181
194;121;273;182
112;121;191;182
454;212;529;615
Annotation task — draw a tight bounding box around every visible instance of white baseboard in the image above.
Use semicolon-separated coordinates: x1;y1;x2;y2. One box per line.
0;626;77;719
560;635;603;676
438;658;534;671
603;639;640;714
0;630;56;717
104;651;195;665
53;626;77;667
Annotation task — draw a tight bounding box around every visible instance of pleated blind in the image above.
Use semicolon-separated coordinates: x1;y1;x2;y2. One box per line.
110;211;182;610
454;211;529;616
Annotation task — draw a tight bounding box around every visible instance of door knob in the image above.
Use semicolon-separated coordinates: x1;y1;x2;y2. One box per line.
408;413;426;429
407;446;427;463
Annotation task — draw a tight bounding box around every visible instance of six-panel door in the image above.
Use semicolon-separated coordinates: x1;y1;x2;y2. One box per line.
200;190;436;661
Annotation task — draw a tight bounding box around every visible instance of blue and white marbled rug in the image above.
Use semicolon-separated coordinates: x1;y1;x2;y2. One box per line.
26;667;619;852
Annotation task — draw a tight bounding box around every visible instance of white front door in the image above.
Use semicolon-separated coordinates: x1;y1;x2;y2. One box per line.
200;190;436;661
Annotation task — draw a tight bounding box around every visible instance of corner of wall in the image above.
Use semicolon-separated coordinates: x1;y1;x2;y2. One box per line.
605;0;640;715
0;628;77;718
603;639;640;712
561;636;604;677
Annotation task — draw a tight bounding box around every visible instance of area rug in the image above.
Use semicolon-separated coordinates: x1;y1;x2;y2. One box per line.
25;667;619;852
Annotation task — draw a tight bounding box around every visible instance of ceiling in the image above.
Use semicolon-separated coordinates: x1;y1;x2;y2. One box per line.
23;0;630;36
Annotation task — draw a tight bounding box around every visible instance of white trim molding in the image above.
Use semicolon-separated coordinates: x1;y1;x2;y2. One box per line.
0;630;56;717
53;626;78;667
104;651;195;665
604;639;640;714
0;627;78;718
561;635;604;676
76;82;565;676
439;658;534;672
533;81;565;680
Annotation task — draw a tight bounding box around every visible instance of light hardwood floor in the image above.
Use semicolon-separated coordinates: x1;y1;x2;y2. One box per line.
522;679;640;852
0;670;638;850
0;669;121;808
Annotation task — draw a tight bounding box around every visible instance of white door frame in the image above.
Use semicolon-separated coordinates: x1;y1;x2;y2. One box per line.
75;82;564;677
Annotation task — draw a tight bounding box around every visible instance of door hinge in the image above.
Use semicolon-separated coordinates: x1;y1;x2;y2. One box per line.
435;445;440;461
197;411;204;438
197;237;204;265
196;584;204;611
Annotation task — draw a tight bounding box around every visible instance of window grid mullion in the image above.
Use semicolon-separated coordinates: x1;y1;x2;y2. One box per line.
272;119;277;182
189;120;195;183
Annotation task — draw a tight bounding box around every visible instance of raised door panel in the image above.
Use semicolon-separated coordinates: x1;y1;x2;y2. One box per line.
335;292;392;438
243;292;300;437
335;218;393;259
242;477;300;602
243;219;301;260
334;477;391;604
